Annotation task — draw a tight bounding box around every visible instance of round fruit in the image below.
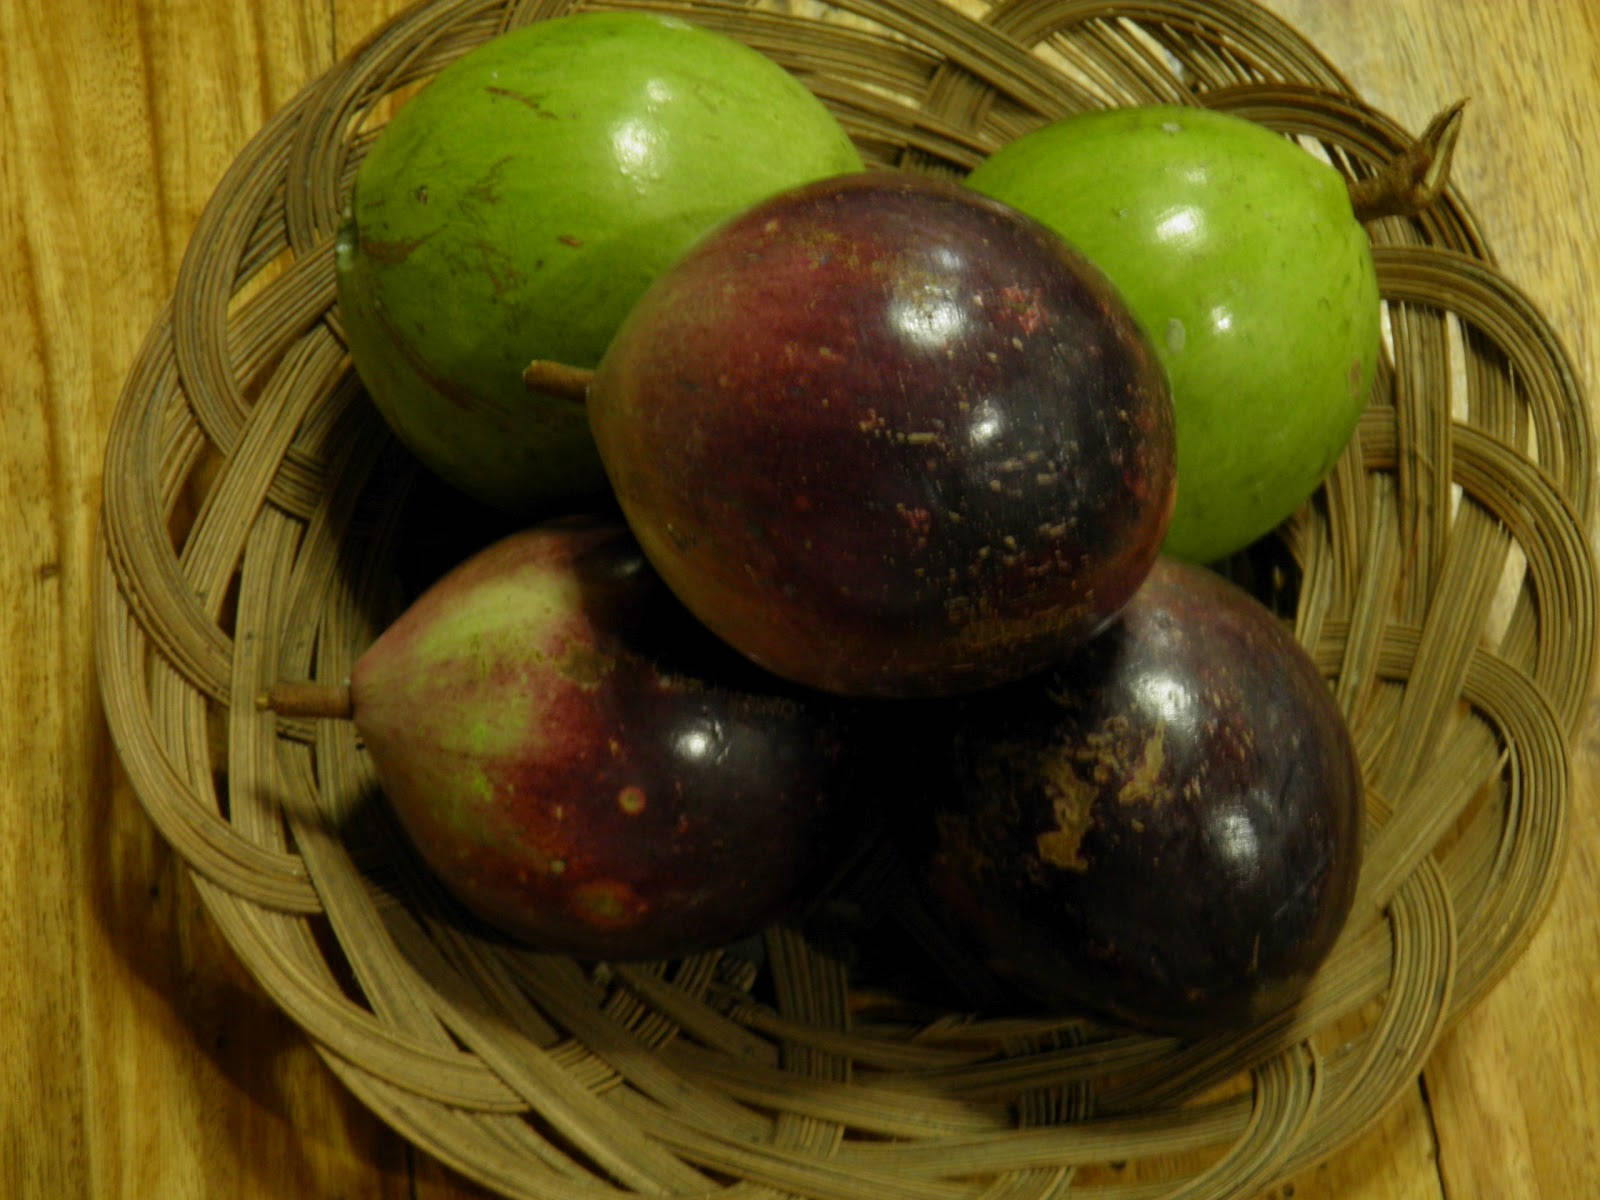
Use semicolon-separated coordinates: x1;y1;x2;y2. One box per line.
966;105;1382;563
266;520;861;961
583;172;1176;699
913;557;1364;1036
336;12;863;512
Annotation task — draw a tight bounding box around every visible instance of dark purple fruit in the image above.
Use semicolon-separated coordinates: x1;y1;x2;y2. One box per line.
584;171;1176;699
913;557;1363;1036
266;518;859;961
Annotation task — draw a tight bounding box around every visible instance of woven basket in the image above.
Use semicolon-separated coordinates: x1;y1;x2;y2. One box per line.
97;0;1598;1196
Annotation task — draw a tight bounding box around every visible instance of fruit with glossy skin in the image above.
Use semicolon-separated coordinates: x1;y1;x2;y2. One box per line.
912;556;1364;1035
966;105;1383;563
336;12;863;512
580;172;1176;699
265;519;860;960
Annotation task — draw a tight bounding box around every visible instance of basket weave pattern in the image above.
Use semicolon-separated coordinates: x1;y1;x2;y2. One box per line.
97;0;1597;1196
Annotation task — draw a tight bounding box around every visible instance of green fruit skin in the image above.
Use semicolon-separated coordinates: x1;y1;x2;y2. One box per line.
336;12;863;511
966;106;1382;563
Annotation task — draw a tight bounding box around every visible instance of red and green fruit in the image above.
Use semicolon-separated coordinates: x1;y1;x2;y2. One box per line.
581;172;1176;699
913;556;1364;1035
966;105;1383;563
336;11;863;512
266;519;860;961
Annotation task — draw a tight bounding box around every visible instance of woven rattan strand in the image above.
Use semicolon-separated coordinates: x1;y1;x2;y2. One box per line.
96;0;1597;1196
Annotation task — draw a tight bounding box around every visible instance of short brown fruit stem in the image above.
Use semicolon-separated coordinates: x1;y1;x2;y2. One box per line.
258;681;355;720
523;359;596;402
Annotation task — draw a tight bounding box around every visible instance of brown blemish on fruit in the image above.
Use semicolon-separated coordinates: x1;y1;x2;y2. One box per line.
485;86;559;118
558;233;584;248
1036;753;1097;871
367;295;490;414
462;155;516;208
555;643;613;688
1117;723;1168;806
896;503;932;536
474;239;525;296
998;284;1046;335
360;232;434;265
618;785;647;815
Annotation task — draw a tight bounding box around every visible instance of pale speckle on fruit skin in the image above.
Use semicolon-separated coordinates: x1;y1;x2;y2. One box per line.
1166;317;1187;355
573;879;647;929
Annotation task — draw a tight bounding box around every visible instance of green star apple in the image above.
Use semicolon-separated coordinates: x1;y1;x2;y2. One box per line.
336;11;863;511
966;105;1382;563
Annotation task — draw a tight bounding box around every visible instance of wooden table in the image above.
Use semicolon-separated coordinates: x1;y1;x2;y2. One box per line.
5;0;1595;1195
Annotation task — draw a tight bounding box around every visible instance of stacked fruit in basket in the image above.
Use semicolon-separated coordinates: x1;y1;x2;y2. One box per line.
265;11;1463;1037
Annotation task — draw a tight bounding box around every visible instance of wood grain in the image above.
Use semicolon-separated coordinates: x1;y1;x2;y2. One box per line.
1256;5;1600;1198
3;0;1593;1197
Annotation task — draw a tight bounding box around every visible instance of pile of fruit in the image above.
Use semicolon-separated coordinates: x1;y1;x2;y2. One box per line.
267;12;1461;1038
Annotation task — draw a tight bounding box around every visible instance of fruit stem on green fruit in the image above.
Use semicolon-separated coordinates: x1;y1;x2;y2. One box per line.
522;359;596;402
1348;99;1468;223
257;681;355;720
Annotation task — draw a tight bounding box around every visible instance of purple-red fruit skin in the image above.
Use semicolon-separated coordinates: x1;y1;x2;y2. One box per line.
917;557;1364;1036
588;171;1176;699
350;519;856;960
